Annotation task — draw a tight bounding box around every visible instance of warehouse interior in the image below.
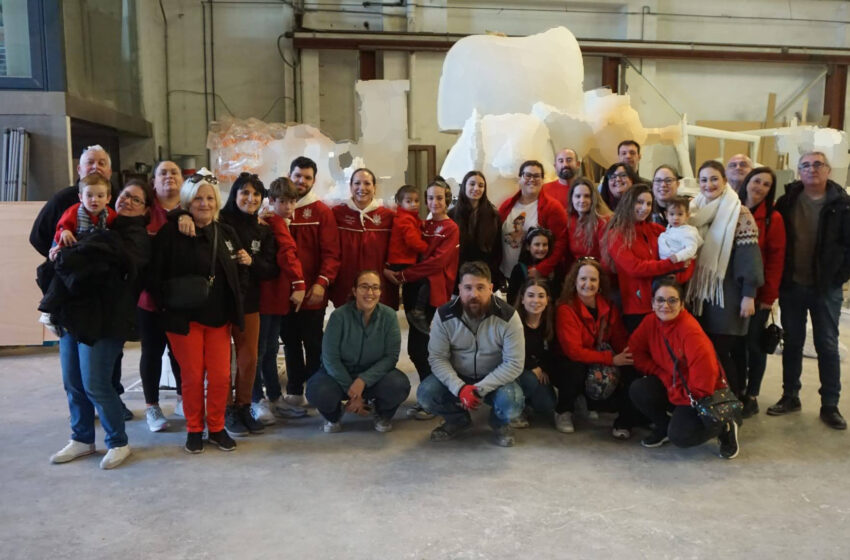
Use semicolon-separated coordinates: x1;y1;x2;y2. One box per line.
2;1;850;558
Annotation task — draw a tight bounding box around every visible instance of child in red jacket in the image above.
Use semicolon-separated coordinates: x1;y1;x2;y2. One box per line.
51;174;117;258
385;184;431;331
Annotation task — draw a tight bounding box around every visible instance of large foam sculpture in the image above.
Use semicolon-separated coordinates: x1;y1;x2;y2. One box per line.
437;27;585;132
776;125;850;187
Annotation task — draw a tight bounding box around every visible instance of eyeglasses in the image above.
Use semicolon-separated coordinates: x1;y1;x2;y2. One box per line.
798;161;827;171
118;192;145;206
609;172;629;180
653;296;680;306
521;172;543;181
652;178;677;186
726;161;751;169
356;284;381;293
189;173;219;185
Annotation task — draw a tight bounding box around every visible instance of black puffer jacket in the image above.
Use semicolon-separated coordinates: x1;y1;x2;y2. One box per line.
775;180;850;291
38;215;151;344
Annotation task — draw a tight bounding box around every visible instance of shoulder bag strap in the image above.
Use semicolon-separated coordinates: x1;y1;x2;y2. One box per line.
208;223;218;286
663;337;697;406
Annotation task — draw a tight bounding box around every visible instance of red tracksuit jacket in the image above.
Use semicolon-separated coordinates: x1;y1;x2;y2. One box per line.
288;192;340;310
541;180;570;210
497;190;568;277
556;295;628;365
259;214;306;316
55;203;116;243
400;217;460;308
332;200;396;308
387;207;428;265
564;213;609;272
628;309;724;406
752;202;786;307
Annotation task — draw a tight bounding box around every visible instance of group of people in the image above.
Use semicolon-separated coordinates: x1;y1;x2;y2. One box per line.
32;140;850;469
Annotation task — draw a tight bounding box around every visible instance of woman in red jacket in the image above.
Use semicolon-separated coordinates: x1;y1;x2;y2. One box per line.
555;258;638;438
564;177;612;271
332;168;396;309
733;167;786;417
628;278;740;459
387;178;460;418
602;184;690;332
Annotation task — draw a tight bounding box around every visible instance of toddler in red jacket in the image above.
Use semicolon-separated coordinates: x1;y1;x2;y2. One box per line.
385;184;430;331
52;173;117;257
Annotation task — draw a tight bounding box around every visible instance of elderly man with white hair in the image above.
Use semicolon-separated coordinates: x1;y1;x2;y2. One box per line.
725;153;754;191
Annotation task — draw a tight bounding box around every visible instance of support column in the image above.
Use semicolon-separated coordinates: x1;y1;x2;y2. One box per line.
602;57;620;93
824;64;847;130
299;50;320;127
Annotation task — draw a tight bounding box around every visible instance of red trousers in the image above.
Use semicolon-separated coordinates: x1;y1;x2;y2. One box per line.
167;322;231;433
230;312;260;406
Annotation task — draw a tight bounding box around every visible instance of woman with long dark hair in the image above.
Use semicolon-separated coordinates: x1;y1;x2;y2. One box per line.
564;176;612;271
600;162;639;212
448;170;502;288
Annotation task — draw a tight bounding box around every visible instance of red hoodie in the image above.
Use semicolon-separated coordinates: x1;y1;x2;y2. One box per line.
556;295;628;365
751;203;786;306
289;192;340;310
541;179;570;210
606;221;685;315
628;309;724;406
387;207;428;265
564;213;609;271
400;217;460;307
498;190;568;277
332;201;397;309
259;215;306;315
54;202;116;243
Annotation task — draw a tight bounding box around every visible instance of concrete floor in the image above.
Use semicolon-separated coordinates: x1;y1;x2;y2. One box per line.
2;318;849;560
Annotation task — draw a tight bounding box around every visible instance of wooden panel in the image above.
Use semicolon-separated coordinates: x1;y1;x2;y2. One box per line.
0;202;50;346
694;120;761;168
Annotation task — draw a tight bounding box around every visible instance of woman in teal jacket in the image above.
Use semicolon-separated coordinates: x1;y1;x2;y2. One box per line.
306;270;411;433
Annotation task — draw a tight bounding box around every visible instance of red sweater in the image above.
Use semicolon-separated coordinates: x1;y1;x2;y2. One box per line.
54;203;116;242
498;190;568;277
564;213;609;271
289;194;340;310
556;295;628;365
752;203;786;306
606;221;683;315
628;309;724;406
401;217;460;307
259;215;306;315
387;207;428;265
332;201;396;309
541;180;570;210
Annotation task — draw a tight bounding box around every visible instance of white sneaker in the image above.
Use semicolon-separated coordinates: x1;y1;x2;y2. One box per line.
100;445;131;470
145;405;169;432
251;400;276;425
323;420;342;433
283;393;307;407
271;396;308;419
554;411;575;433
173;398;184;418
50;440;96;464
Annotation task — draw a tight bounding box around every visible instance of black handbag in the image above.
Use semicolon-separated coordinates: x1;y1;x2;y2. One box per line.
163;224;218;310
759;309;783;354
663;339;742;429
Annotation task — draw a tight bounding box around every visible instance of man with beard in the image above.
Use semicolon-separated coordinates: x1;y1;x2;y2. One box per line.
417;261;525;447
542;148;581;210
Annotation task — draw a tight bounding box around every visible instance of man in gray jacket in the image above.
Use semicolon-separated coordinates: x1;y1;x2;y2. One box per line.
417;261;525;446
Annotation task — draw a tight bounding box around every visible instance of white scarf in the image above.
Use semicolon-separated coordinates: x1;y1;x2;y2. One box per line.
295;189;318;209
686;185;741;314
344;197;381;227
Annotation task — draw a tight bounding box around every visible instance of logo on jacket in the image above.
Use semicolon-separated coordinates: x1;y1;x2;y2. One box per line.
251;240;261;254
303;208;312;219
344;215;356;225
225;240;234;252
373;214;382;225
435;224;443;233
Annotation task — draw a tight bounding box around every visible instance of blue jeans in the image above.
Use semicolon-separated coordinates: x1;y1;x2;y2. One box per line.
779;283;843;406
253;314;283;403
416;375;524;428
306;368;411;422
516;370;556;416
59;334;127;448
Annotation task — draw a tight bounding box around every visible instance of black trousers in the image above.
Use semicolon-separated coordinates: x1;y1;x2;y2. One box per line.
629;375;722;447
403;282;433;381
280;307;325;395
708;333;745;397
551;360;645;428
137;307;182;404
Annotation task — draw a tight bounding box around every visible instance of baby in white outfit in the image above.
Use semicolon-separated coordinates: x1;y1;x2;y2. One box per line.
658;197;703;263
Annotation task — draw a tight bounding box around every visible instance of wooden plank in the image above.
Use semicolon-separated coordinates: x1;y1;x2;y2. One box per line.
694;120;761;168
0;202;50;346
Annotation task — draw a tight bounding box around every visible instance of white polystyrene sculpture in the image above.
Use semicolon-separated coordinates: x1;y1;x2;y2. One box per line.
531;102;595;161
584;89;648;172
439;111;555;206
437;27;585;132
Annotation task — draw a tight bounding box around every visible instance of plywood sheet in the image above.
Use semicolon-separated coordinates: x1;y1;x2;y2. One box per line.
694;120;761;166
0;202;49;346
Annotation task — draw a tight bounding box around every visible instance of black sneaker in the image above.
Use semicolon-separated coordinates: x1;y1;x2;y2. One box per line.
718;421;740;459
184;432;204;454
225;406;249;437
207;430;237;451
238;404;265;434
766;395;801;416
429;419;473;442
820;406;847;430
741;395;759;419
640;431;670;448
407;308;431;334
121;401;134;421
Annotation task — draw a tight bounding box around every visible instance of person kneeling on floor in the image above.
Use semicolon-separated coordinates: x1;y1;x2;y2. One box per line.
417;261;525;447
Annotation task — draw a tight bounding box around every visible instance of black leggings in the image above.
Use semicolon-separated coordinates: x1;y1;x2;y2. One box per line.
708;333;745;397
138;307;182;404
280;307;325;395
403;282;433;381
629;375;723;447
